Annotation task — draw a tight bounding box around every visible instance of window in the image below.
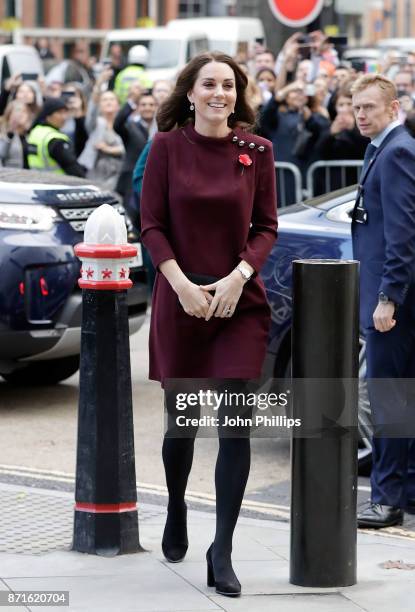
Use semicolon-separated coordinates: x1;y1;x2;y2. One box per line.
237;0;259;16
113;0;121;28
405;0;411;38
147;39;181;68
64;0;72;27
36;0;44;26
90;0;97;27
178;1;207;17
137;0;148;18
5;0;16;17
187;37;209;61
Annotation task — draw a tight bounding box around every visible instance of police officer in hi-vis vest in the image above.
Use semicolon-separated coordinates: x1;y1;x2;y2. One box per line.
114;45;153;105
27;98;86;177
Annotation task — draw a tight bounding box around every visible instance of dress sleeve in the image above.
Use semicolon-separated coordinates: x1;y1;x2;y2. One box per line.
238;144;278;274
140;133;176;269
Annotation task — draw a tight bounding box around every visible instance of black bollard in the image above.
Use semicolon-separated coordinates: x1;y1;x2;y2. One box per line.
290;259;359;587
72;204;141;556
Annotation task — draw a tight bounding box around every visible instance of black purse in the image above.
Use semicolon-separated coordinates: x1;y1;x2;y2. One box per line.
184;272;219;289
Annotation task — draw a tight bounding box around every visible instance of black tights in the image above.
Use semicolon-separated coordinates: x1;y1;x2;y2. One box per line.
162;380;251;557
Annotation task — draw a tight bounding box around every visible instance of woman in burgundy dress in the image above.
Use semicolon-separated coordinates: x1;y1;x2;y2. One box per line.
140;52;277;597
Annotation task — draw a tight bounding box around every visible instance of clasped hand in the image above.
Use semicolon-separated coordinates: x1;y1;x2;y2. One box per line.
177;270;244;321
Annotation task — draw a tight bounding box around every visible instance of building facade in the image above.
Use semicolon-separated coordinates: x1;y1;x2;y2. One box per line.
2;0;412;54
365;0;415;41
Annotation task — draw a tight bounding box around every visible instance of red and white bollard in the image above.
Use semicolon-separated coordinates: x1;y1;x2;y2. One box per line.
72;204;141;555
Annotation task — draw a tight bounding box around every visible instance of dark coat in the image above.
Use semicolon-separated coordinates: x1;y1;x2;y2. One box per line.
352;125;415;329
259;96;330;205
114;102;149;176
312;126;369;194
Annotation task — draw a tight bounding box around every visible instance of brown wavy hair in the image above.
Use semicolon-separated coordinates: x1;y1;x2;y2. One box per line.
157;52;255;132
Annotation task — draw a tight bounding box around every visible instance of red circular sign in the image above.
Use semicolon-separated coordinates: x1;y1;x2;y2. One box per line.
268;0;324;27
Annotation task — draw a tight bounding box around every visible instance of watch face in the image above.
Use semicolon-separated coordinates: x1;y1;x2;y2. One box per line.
238;266;250;279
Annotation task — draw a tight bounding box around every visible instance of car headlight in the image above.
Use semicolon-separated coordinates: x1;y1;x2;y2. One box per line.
0;204;57;231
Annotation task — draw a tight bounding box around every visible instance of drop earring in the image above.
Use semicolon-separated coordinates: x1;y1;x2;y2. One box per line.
190;103;195;111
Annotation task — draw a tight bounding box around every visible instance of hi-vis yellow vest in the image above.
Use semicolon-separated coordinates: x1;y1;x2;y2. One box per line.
27;125;70;174
114;65;153;104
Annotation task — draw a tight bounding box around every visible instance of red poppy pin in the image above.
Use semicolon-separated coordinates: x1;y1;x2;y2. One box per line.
238;153;252;175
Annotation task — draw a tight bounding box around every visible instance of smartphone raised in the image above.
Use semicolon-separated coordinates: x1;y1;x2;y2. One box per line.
21;73;38;81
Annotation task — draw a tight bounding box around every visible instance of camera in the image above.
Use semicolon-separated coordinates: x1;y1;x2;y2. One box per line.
327;35;348;47
297;35;312;46
61;90;75;101
305;84;316;97
21;73;38;81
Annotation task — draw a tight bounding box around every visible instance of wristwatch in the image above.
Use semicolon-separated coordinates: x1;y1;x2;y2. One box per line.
378;292;394;305
236;263;253;281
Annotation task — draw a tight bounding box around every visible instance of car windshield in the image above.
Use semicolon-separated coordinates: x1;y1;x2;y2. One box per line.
209;40;234;54
8;52;39;76
106;38;181;68
147;40;181;68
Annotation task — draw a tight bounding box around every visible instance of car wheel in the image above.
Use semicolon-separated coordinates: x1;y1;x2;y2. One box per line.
1;355;80;386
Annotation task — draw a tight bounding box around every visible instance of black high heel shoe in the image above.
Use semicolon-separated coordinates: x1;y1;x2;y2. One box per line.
162;504;188;563
206;543;241;597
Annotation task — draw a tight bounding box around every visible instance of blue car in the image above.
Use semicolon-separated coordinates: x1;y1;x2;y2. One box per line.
261;185;372;472
0;169;148;385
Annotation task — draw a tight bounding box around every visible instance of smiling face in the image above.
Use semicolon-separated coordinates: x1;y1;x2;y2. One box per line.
138;94;156;122
352;84;399;139
188;61;237;133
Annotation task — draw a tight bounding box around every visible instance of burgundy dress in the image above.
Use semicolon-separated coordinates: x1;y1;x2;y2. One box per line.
140;122;278;385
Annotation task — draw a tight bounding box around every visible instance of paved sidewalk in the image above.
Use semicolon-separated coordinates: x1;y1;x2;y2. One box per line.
0;482;414;612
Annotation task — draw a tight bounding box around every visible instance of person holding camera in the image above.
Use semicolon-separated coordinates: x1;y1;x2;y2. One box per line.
314;82;369;193
259;78;329;205
0;73;42;116
0;100;33;168
60;83;88;157
78;67;125;190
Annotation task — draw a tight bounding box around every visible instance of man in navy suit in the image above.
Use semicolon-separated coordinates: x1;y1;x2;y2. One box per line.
351;74;415;528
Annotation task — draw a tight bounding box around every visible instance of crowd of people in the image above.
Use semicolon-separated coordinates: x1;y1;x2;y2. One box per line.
1;33;415;215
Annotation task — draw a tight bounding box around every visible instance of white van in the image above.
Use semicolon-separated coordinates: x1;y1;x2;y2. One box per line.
377;38;415;53
0;45;43;90
167;17;265;58
101;27;209;83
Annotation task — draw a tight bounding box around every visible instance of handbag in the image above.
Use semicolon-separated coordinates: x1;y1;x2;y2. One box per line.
184;272;219;289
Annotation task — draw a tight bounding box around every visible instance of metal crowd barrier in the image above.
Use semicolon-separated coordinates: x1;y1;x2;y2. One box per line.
274;162;303;208
274;160;363;208
305;160;364;200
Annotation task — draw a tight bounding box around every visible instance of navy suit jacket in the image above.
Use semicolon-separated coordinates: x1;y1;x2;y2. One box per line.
352;125;415;330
